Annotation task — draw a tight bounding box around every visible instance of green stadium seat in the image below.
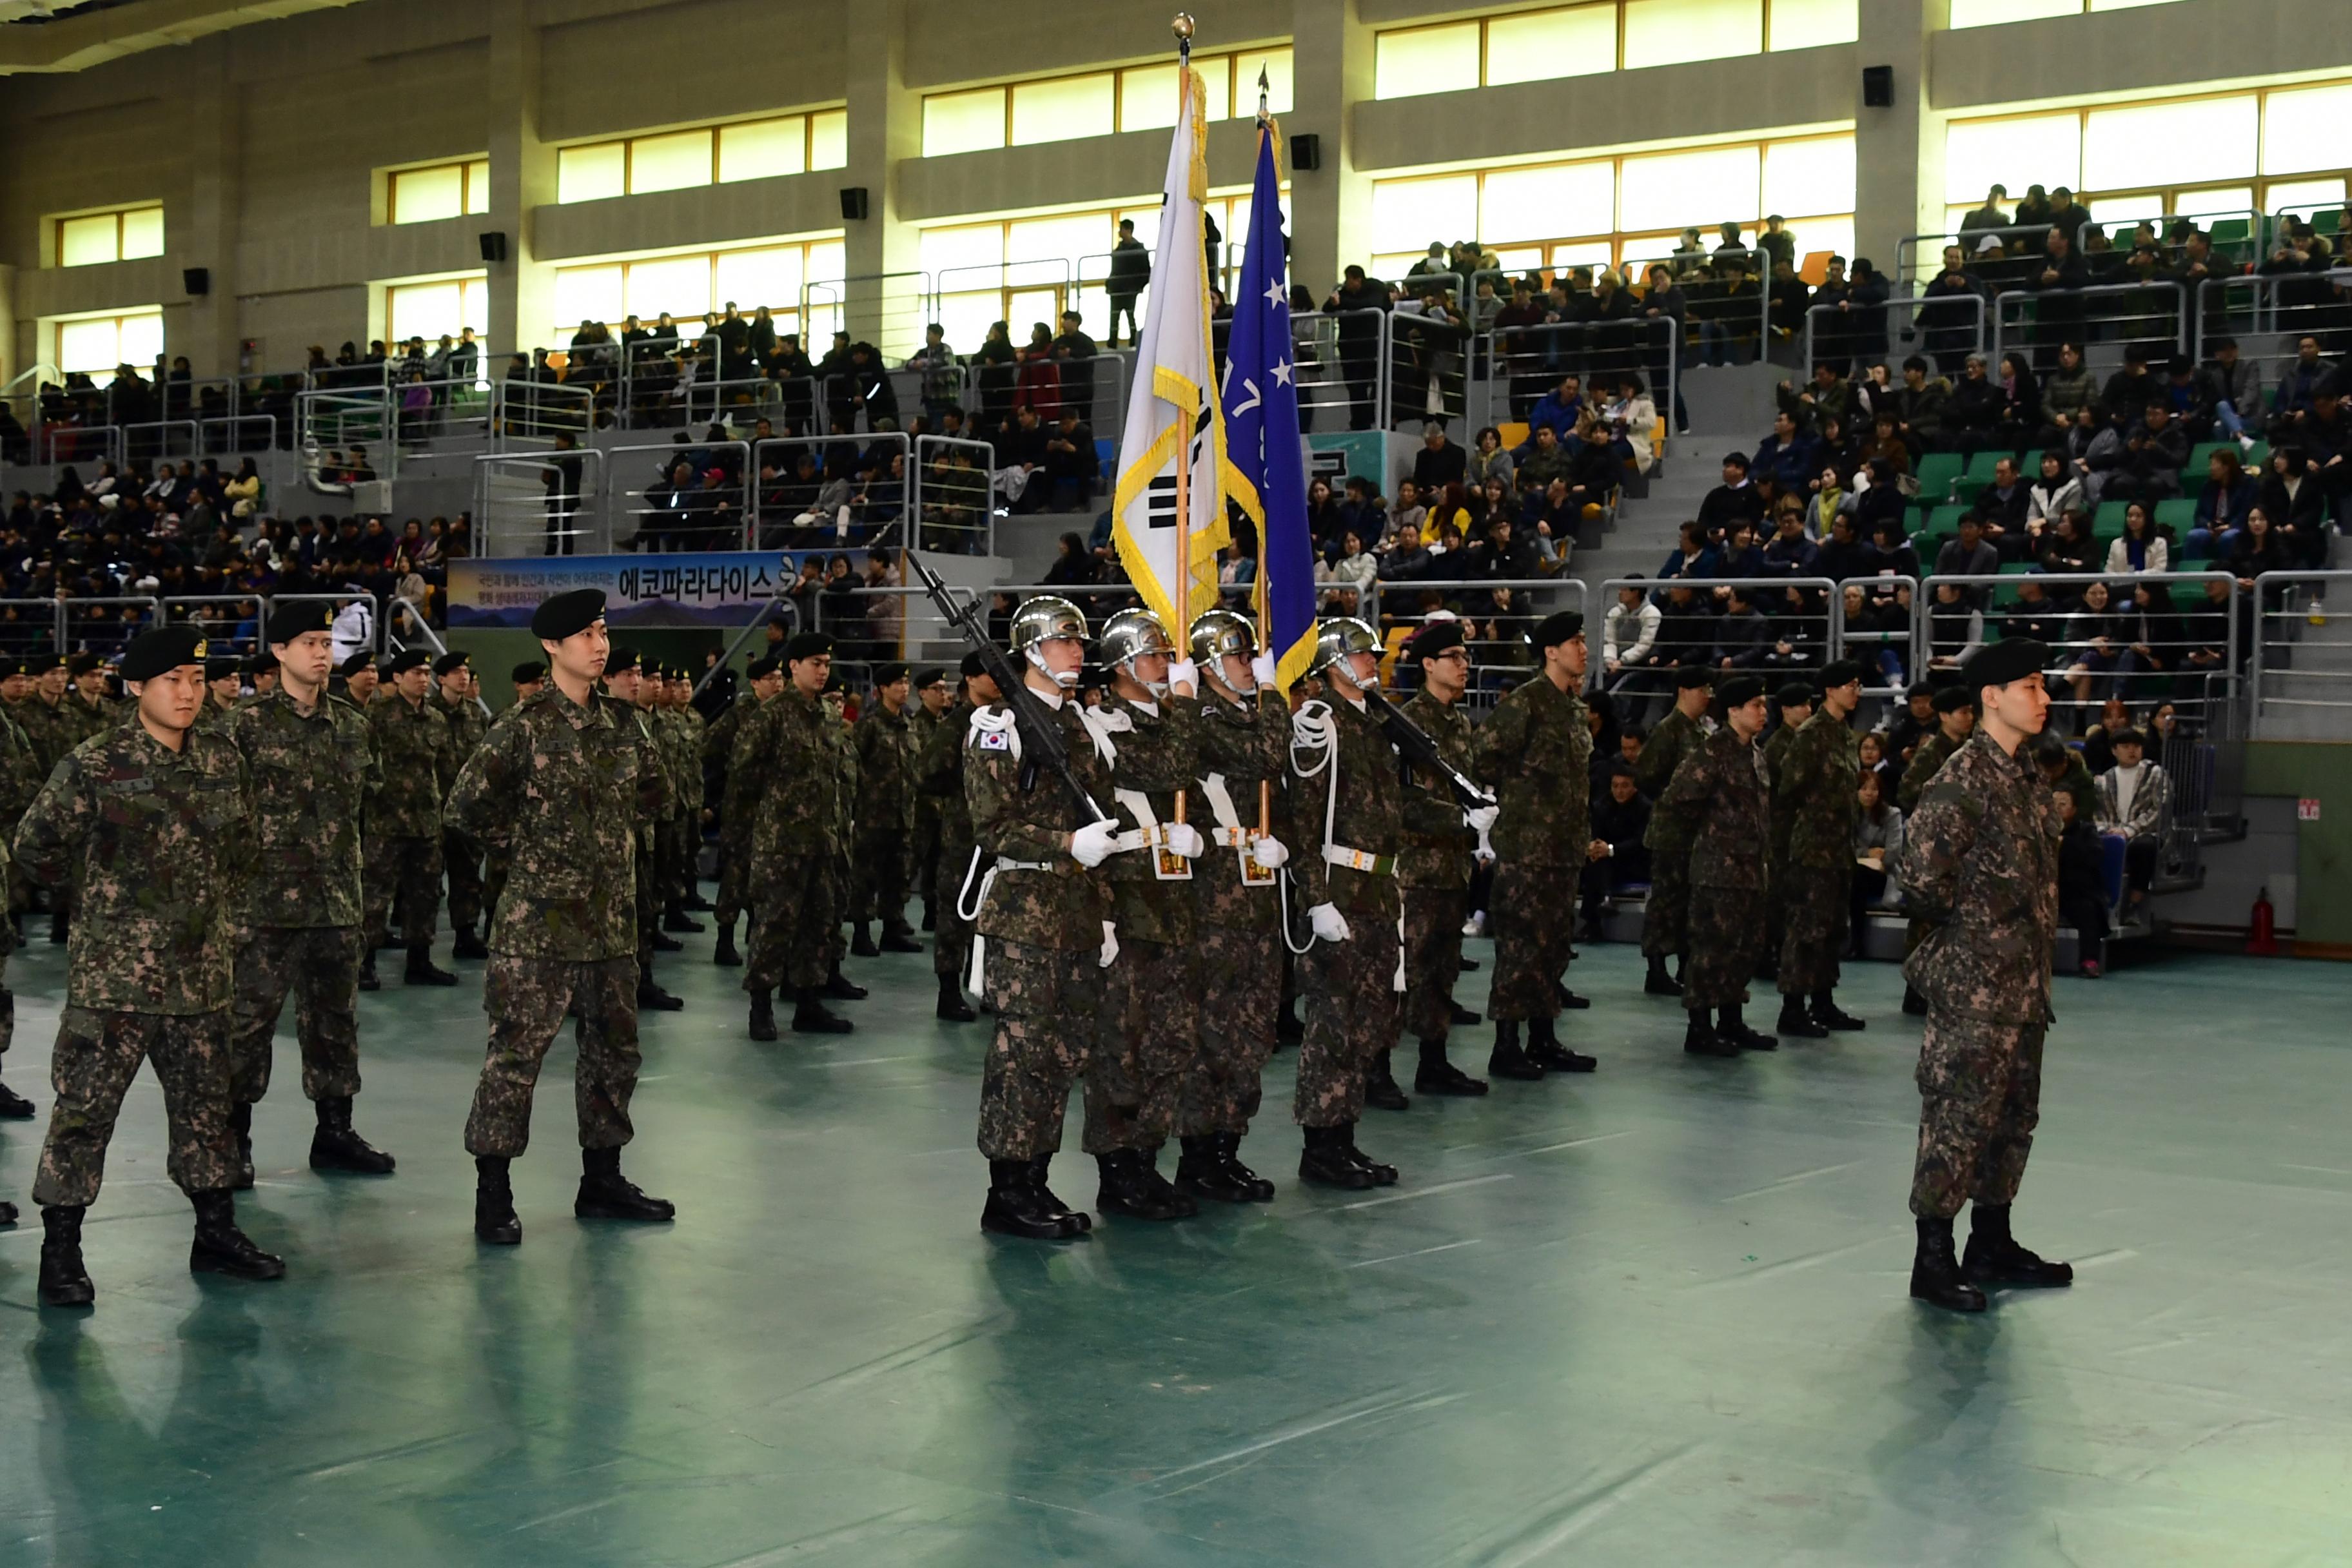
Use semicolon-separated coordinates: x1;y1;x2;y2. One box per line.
2000;560;2038;574
2209;217;2251;246
1960;449;2012;487
2153;498;2197;538
1914;452;1965;504
2093;500;2130;541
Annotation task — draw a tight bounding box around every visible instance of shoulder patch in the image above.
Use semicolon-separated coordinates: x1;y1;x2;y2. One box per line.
977;729;1010;752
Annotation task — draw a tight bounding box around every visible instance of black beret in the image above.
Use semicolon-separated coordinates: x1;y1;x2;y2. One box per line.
604;645;641;674
912;665;946;689
68;652;102;676
744;654;780;680
1818;658;1863;690
205;656;240;681
244;651;277;674
1932;685;1975;714
510;660;547;685
121;625;210;682
785;631;833;662
1409;620;1465;660
266;602;333;644
1531;610;1585;650
433;651;471;677
0;658;24;679
1906;680;1935;701
337;649;375;678
26;654;61;674
1719;674;1767;708
959;651;988;679
1776;681;1816;709
1961;638;2050;694
1674;666;1715;691
876;661;911;685
530;587;606;641
386;648;431;676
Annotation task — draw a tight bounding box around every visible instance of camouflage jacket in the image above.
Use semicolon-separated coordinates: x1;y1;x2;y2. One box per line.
854;701;920;838
1776;707;1860;870
1761;722;1799;868
965;689;1112;950
918;698;978;858
1473;672;1591;867
446;686;668;961
1637;706;1710;852
1191;687;1293;930
663;705;705;819
368;693;453;836
710;696;764;824
1291;693;1403;922
748;687;847;861
1396;691;1477;890
53;693;115;758
15;697;66;779
223;688;378;928
1897;731;2060;1025
435;691;489;801
0;702;45;826
14;723;253;1014
1897;729;1963;814
1656;728;1770;891
1092;693;1199;946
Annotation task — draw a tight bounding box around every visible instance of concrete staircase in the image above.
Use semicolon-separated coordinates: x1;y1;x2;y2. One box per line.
1573;362;1778;592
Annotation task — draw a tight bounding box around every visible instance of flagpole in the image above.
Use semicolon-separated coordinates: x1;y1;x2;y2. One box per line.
1252;64;1275;843
1171;12;1195;839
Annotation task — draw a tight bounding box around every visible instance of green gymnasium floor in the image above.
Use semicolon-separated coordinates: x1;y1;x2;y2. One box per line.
1;929;2347;1567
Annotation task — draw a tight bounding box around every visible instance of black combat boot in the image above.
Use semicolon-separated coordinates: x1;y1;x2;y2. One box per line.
1554;979;1592;1010
1174;1135;1259;1204
1776;995;1828;1039
0;1078;30;1119
1487;1019;1543;1081
920;900;936;932
823;965;868;1001
662;905;705;934
1095;1148;1197;1220
1298;1123;1377;1190
1213;1133;1277;1200
849;923;880;958
637;975;685;1012
649;928;684;953
712;921;743;966
879;928;923;954
310;1096;395;1175
936;972;976;1023
357;945;380;992
747;988;779;1041
188;1190;286;1281
1909;1215;1987;1312
981;1159;1085;1240
1340;1124;1398;1186
792;987;854;1034
0;1199;12;1225
228;1102;256;1188
1811;990;1866;1031
1683;1010;1738;1057
405;944;458;986
1413;1037;1489;1096
1902;985;1929;1016
1363;1048;1409;1111
1448;999;1483;1026
452;923;489;960
575;1146;676;1222
1275;999;1303;1045
1525;1015;1596;1073
39;1206;94;1308
49;907;68;945
1457;954;1481;972
1643;954;1681;996
1961;1204;2074;1289
474;1156;521;1245
1026;1155;1092;1233
1720;1003;1775;1052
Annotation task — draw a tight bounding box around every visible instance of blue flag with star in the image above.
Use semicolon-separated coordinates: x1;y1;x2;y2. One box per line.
1220;120;1318;692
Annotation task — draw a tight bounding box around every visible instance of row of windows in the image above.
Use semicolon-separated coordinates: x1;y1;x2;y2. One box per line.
56;205;164;269
52;309;164;375
556;111;848;205
1372;0;1856;97
1950;0;2182;26
389;160;491;226
549;239;848;350
921;49;1295;159
384;277;491;350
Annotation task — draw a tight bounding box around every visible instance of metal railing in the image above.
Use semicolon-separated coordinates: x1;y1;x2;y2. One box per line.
750;431;910;551
1895;206;2264;288
62;594;162;657
1620;255;1771;366
610;438;750;553
1991;280;2189;379
912;433;997;558
159;594;268;654
1471;317;1678;436
491;377;593;449
472;449;607;558
1926;571;2242;732
1598;576;1843;712
1366;575;1588;716
120;420;201;464
199;415;279;457
0;597;70;659
2249;571;2352;739
1803;293;1984;380
2191;270;2352;410
36;423;122;467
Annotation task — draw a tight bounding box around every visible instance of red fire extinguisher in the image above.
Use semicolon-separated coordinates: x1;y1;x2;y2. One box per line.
2248;888;2278;957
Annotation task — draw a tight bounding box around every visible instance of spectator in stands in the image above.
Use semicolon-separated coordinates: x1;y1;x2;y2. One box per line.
1766;257;1811;341
1865;515;1917;579
2035;342;2096;444
1583;762;1652;934
1960;184;2010;237
1412;421;1466;493
2271;336;2338;422
1696;451;1764;539
2256;447;2329;565
2185;447;2256;558
2113;579;2185;694
2053;788;2110;977
1886;681;1937;765
1325;529;1375;612
2160;355;2212;439
1467;426;1514;491
2227;504;2293;585
1895;355;1951;450
1751;409;1819;493
1813;511;1876;583
2024;448;2085;542
1965;454;2028;558
1778;362;1850;436
1052;311;1100;415
2197;337;2263;451
1924;580;1984;674
1710;587;1770;669
1042;407;1097;505
1386;479;1427;547
2106;402;2188;503
1946;352;2006;454
1602;582;1661;703
2106;500;2170;575
2030;228;2091;369
1324;265;1391;432
1523;375;1584;449
1515;424;1570;496
1851;768;1903;947
2182;574;2248;678
1104;219;1150;347
1916;248;1988;377
2093;727;2168;919
2060;578;2126;717
1761;503;1819;577
1603;373;1660;476
1934;513;1999;583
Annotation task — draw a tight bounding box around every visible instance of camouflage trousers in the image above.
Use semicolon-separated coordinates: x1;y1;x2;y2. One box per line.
1401;887;1468;1041
1084;936;1198;1155
364;831;443;950
1489;860;1579;1023
230;925;362;1106
1777;861;1852;997
668;810;698;903
0;940;12;1058
825;849;852;968
1641;848;1691;959
1295;915;1400;1130
745;848;836;994
482;839;512;930
852;829;914;936
713;819;756;930
934;843;979;981
977;938;1097;1161
34;1005;236;1206
1910;1018;2044;1220
464;954;641;1159
443;829;484;932
1683;883;1767;1010
1182;920;1280;1137
634;843;658;969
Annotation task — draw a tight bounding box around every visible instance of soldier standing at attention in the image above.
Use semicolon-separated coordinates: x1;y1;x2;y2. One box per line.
909;667;950;932
663;667;710;927
965;596;1119;1240
44;652;115;946
449;589;674;1246
818;679;865;1003
1898;685;1975;1014
1634;667;1713;995
475;658;543;930
19;656;70;781
223;603;394;1187
0;662;44;1118
918;654;995;1022
1657;674;1774;1057
1774;660;1867;1039
433;652;491;960
1758;681;1814;983
1475;611;1601;1078
850;661;924;957
366;649;457;987
203;656;244;727
244;652;279;706
707;655;780;968
1897;638;2070;1313
1394;621;1491;1097
743;632;856;1039
605;649;684;1013
19;624;284;1308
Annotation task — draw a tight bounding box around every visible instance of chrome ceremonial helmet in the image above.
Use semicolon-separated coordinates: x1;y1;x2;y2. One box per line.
1009;594;1089;687
1098;608;1176;697
1309;616;1381;687
1187;609;1259;691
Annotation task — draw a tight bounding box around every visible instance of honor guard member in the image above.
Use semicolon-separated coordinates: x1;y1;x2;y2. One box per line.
1289;618;1408;1191
222;602;395;1188
1634;667;1714;995
1898;685;1976;1014
0;665;43;1118
606;649;685;1012
918;654;995;1021
17;624;284;1308
965;596;1119;1240
1774;660;1867;1038
1656;674;1775;1057
366;648;458;986
1758;681;1815;981
1896;638;2070;1313
850;660;924;956
447;589;674;1246
707;654;781;968
1175;610;1289;1202
433;651;491;959
1475;610;1602;1078
743;632;856;1039
909;667;951;931
1394;620;1490;1098
1079;610;1209;1222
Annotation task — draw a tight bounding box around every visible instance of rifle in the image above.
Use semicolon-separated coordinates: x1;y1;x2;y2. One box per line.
903;549;1110;825
1362;687;1496;856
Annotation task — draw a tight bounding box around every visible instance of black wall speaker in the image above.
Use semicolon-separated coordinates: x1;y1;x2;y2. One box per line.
1863;65;1895;108
1290;133;1322;172
182;267;210;297
478;230;509;263
839;186;870;221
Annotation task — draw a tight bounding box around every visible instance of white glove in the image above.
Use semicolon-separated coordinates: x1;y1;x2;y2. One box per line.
1309;903;1351;943
1162;821;1205;859
1465;805;1500;834
1166;657;1198;694
1250;836;1289;870
1250;652;1279;689
1071;818;1121;868
1099;920;1120;968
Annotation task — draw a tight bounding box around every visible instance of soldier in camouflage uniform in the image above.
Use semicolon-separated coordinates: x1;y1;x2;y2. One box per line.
917;654;994;1021
433;651;491;960
850;660;924;956
1656;674;1774;1057
1897;685;1975;1014
0;665;44;1119
606;650;683;1012
1634;666;1714;995
966;596;1119;1240
909;667;950;931
366;648;458;986
17;624;286;1308
15;656;69;783
1896;637;2072;1313
665;667;710;928
742;633;857;1038
1395;622;1488;1099
475;658;543;932
706;655;780;967
1772;660;1867;1037
1758;682;1814;983
819;680;863;998
1475;611;1602;1079
448;589;675;1246
42;652;117;946
203;656;243;728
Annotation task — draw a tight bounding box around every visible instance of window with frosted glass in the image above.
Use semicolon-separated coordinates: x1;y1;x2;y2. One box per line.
1010;74;1113;147
1767;0;1857;48
810;110;848;171
1618;145;1759;232
629;129;714;195
1119;64;1181;132
720;118;806;183
1374;23;1479;101
626;255;714;322
1233;48;1294;115
714;248;803;311
2265;178;2346;217
924;88;1007;157
57;214;119;268
1621;0;1761;69
1007;214;1109;274
1370;175;1478;257
1485;7;1616;85
57;317;126;373
1762;137;1856;222
1481;162;1614;241
2081;97;2255;193
2262;85;2352;176
558;144;625;204
388;280;487;344
1947;0;2075;24
391;164;464;224
119;311;163;366
1943;114;2081;205
119;206;164;259
467;161;489;214
554;266;624;328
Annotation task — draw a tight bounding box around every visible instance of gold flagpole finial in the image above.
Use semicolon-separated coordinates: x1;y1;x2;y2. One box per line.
1171;12;1195;41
